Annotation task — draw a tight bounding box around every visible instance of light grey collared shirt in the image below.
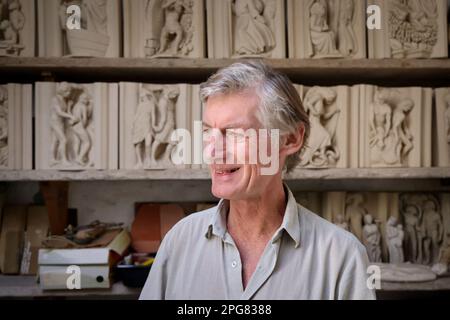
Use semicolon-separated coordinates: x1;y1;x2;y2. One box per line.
140;185;376;300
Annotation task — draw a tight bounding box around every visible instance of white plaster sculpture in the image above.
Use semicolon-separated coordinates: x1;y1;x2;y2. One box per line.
206;0;286;58
0;84;32;170
368;0;448;58
434;88;450;167
35;82;118;170
287;0;366;59
120;83;200;169
359;85;432;168
386;216;405;264
0;0;35;56
334;213;349;231
37;0;120;57
400;193;444;265
363;214;382;263
295;85;359;168
345;193;367;241
124;0;205;58
373;263;437;282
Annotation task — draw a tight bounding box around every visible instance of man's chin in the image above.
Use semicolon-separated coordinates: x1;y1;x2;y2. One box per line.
211;183;240;200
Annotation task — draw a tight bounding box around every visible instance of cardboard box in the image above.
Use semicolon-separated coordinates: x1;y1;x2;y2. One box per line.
38;228;130;290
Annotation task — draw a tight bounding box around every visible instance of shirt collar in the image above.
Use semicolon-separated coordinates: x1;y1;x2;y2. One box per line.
205;184;301;248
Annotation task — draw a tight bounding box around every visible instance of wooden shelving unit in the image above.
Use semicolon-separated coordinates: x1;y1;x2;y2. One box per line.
1;275;449;300
1;57;450;86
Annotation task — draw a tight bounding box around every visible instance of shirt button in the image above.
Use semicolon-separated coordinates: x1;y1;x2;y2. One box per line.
231;261;237;268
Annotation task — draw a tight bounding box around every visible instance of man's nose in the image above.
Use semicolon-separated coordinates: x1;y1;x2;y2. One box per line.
206;129;227;163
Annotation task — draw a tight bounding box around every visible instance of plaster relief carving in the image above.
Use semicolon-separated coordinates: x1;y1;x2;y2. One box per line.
0;0;34;56
36;82;118;170
124;0;204;58
206;0;285;58
120;83;200;170
38;0;120;57
0;84;32;170
400;193;444;265
386;216;405;264
232;0;276;56
359;85;432;168
368;0;448;58
287;0;366;59
363;213;382;263
434;88;450;166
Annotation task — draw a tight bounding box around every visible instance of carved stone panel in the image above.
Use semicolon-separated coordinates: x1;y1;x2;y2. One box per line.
287;0;366;59
0;84;32;170
434;88;450;167
294;85;359;168
124;0;205;58
368;0;449;58
206;0;286;58
359;85;432;168
323;192;400;263
400;193;446;265
35;82;118;170
37;0;121;57
120;83;199;169
0;0;35;56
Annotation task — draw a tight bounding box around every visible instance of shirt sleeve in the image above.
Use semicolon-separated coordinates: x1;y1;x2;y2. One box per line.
139;232;172;300
337;243;377;300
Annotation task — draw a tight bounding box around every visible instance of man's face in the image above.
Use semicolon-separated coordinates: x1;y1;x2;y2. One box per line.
203;90;280;200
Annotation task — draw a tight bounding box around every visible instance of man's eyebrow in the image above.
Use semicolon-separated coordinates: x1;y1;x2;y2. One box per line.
202;122;250;129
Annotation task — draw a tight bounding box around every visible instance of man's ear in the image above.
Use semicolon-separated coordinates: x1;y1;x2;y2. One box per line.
280;124;305;157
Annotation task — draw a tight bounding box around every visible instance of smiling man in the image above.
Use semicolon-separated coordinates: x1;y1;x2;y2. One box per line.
139;61;376;300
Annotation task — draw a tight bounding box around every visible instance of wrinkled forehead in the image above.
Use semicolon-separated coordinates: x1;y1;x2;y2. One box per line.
203;90;262;129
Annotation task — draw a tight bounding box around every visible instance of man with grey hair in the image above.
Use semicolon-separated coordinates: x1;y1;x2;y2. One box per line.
140;61;375;300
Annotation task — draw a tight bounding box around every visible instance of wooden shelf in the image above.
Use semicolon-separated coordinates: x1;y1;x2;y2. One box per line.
1;57;449;86
1;275;449;300
0;275;140;300
1;168;449;192
0;167;448;181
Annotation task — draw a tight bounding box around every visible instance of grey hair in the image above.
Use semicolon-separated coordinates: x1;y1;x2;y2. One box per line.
200;60;310;172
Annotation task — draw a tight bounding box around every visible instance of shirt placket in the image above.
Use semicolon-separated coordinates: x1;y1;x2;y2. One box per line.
222;233;244;299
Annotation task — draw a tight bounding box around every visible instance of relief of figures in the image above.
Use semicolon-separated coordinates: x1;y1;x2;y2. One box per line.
0;0;26;56
306;0;358;58
0;86;8;167
400;193;444;265
363;214;382;263
300;86;340;168
232;0;276;56
388;0;439;58
344;193;366;241
386;216;405;264
144;0;194;57
132;85;179;168
369;88;414;167
59;0;110;56
50;82;93;168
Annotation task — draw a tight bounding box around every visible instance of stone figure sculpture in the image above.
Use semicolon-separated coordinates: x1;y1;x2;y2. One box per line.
300;86;340;167
151;86;179;165
132;85;179;168
145;0;194;57
0;0;25;56
335;213;349;231
59;0;110;56
70;92;93;166
388;0;439;58
362;214;382;263
50;83;93;168
0;86;8;166
369;89;415;167
400;193;443;265
344;193;366;241
132;87;157;168
233;0;276;56
305;0;358;58
386;216;405;264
